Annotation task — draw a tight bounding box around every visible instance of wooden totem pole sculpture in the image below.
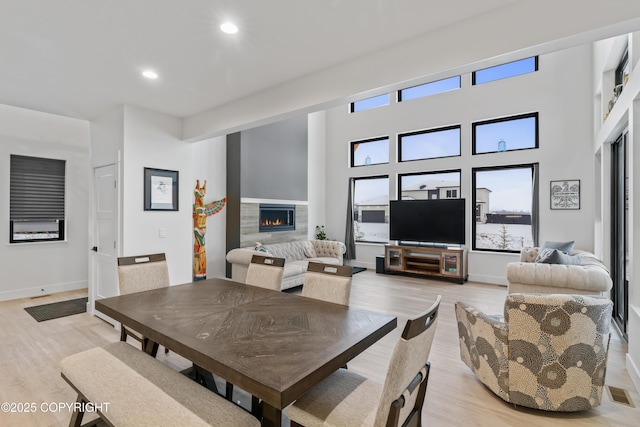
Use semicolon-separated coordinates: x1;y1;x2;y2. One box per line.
193;180;226;281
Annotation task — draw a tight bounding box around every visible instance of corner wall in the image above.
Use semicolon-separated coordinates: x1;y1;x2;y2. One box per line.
0;104;90;300
322;45;595;283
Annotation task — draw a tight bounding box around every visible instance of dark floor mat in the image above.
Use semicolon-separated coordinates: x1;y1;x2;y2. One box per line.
24;297;88;322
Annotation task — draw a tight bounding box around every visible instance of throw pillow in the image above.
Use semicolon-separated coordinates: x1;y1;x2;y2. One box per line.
535;248;581;265
253;242;268;253
540;240;575;254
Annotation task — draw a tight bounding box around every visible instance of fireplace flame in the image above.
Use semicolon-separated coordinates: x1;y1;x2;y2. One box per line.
261;218;284;226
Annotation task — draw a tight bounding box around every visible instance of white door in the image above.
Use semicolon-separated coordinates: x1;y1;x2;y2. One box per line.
91;164;118;325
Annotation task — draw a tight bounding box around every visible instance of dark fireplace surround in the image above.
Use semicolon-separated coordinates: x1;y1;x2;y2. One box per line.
259;204;295;232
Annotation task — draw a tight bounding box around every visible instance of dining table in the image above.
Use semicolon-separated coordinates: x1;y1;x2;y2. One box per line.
95;277;397;427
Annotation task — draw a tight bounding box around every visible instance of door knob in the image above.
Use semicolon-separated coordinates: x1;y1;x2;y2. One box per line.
91;246;98;252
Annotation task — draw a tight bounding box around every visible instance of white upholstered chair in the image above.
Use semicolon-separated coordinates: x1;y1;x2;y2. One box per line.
245;254;285;290
117;253;169;356
288;295;441;427
302;262;352;306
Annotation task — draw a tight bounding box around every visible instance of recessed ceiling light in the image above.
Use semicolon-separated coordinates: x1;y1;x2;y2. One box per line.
220;22;238;34
142;70;158;79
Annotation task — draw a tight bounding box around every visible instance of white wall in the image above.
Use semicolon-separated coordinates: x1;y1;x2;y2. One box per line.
308;111;327;240
0;103;90;301
121;105;193;284
322;45;595;284
183;2;640;141
191;136;227;279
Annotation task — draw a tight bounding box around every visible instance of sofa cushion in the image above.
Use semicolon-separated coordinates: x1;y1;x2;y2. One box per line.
263;241;309;261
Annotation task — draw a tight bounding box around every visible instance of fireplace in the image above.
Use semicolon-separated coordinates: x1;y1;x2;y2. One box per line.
259;204;295;232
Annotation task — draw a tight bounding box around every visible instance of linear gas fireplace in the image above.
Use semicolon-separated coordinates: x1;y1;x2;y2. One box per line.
259;204;295;232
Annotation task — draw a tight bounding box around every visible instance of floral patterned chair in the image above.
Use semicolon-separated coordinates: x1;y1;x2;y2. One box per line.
455;293;613;412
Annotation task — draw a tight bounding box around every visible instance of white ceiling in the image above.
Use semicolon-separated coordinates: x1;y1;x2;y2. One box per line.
0;0;521;120
2;0;640;128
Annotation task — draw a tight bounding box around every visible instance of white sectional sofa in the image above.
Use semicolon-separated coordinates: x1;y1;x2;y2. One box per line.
226;240;346;290
506;246;612;295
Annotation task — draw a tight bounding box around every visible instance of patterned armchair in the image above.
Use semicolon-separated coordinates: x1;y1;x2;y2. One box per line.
455;293;613;412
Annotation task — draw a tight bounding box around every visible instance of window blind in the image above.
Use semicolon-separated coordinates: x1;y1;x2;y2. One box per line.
10;155;66;221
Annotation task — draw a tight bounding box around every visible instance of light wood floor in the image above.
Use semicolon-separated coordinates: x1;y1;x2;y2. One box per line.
0;270;637;427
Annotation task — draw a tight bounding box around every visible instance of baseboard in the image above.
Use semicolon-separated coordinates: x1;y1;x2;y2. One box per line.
0;280;88;302
467;274;507;286
627;353;640;395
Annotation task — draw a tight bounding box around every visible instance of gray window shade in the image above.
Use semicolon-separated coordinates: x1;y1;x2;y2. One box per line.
10;155;66;221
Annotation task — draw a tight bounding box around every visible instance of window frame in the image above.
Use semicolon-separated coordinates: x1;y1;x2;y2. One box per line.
472;112;539;155
350;136;390;168
397;75;461;102
472;163;537;253
398;124;462;163
397;169;462;201
349;93;390;113
352;175;390;243
472;56;538;85
9;154;66;244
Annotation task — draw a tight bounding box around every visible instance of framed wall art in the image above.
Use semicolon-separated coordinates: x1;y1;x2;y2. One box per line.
550;179;580;210
144;167;179;211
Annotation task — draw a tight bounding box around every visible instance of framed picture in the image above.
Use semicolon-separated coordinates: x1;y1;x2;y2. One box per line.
144;168;179;211
550;179;580;210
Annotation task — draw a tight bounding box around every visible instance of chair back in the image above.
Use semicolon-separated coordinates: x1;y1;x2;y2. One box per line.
504;293;613;411
117;253;170;295
375;295;441;427
245;255;285;291
301;262;352;306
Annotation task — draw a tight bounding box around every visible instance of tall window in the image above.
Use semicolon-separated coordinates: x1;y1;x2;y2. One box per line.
353;176;389;243
472;57;538;85
398;170;461;201
10;155;66;243
473;113;538;154
350;94;390;113
351;137;389;167
399;125;461;162
398;76;461;102
472;164;537;252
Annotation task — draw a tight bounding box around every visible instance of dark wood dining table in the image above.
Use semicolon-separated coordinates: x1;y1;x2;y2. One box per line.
95;277;397;427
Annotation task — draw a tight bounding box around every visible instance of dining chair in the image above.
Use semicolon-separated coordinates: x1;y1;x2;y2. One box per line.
288;295;441;427
302;262;353;306
233;254;286;413
245;254;285;291
117;253;169;357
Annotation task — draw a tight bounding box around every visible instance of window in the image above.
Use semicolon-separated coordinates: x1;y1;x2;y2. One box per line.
353;176;389;242
398;76;460;102
472;57;538;85
399;125;461;162
398;170;461;201
10;155;66;243
351;137;389;167
472;164;537;252
473;113;538;154
350;93;390;113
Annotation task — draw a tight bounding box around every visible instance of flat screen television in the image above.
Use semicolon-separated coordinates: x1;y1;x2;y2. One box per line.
389;199;465;245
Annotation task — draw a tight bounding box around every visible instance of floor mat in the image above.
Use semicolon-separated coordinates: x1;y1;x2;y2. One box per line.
24;297;88;322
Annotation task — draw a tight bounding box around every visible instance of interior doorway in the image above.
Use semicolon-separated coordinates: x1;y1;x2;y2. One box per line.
611;132;629;339
91;164;118;325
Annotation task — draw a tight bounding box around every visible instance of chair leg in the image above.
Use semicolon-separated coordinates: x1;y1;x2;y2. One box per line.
290;421;303;427
119;326;127;342
193;364;220;395
225;381;234;401
68;394;86;427
251;396;262;418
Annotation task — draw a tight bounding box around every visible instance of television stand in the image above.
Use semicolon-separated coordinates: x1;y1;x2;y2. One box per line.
384;245;468;284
